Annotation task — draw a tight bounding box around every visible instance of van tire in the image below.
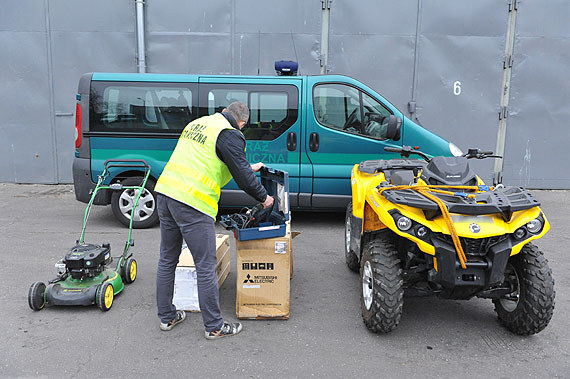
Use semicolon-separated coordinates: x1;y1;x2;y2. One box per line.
111;177;158;229
492;243;555;335
345;202;360;272
360;232;404;333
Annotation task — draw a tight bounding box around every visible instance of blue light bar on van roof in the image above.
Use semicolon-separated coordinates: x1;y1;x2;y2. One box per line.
275;60;298;76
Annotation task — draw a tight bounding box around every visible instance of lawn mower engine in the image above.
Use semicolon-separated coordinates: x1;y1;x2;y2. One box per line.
63;243;112;280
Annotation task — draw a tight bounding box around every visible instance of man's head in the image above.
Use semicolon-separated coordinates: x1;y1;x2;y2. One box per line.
225;102;249;129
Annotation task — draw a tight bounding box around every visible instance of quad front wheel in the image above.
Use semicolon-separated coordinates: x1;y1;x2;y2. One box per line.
493;243;555;335
28;282;46;311
344;202;360;272
360;232;404;333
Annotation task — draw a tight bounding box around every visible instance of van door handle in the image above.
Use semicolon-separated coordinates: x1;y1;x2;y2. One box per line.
287;132;297;151
309;132;319;152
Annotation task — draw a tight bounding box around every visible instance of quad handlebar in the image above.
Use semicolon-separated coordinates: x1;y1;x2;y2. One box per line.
385;146;502;161
462;148;502;160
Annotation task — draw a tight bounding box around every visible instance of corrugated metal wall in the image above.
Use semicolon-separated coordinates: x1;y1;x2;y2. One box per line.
502;0;570;189
1;0;568;187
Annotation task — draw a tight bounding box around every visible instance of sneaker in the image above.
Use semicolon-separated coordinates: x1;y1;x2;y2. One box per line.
205;321;243;340
160;310;186;331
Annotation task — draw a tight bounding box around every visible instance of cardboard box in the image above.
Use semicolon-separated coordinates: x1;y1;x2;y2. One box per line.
173;234;231;312
236;232;294;319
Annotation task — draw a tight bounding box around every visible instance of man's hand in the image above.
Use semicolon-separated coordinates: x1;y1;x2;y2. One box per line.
251;162;264;173
262;195;274;209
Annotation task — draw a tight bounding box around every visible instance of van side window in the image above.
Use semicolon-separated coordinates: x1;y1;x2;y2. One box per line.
313;84;393;140
90;81;197;133
200;84;298;141
208;89;248;114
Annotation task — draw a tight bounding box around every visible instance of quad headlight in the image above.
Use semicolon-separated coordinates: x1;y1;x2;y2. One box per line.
416;225;430;238
392;212;431;238
513;228;527;240
513;217;543;240
526;218;543;234
396;216;412;231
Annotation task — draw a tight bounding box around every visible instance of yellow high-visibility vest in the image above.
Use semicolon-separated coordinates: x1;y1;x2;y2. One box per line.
155;113;239;219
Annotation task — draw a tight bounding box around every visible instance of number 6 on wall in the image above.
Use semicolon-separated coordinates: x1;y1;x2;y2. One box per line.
453;81;461;96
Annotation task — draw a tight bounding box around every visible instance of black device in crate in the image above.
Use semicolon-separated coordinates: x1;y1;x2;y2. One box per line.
220;167;289;241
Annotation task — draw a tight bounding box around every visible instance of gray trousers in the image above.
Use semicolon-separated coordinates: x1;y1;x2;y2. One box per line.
156;194;223;332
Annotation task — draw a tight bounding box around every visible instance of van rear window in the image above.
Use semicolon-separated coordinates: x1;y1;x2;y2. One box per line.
90;81;197;133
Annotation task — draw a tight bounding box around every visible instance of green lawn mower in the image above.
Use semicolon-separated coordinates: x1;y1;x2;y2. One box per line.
28;159;151;312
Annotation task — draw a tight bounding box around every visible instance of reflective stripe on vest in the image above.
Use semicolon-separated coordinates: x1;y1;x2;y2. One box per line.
155;113;238;218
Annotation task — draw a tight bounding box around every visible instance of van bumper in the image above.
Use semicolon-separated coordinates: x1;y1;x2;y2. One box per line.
72;157;110;205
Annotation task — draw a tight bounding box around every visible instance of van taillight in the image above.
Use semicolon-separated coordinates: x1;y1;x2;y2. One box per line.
75;103;82;148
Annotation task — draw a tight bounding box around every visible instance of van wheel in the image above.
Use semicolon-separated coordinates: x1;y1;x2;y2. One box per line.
492;243;555;335
345;202;360;272
360;232;404;333
111;177;158;229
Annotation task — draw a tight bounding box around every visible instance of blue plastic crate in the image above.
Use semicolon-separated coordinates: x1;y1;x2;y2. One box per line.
221;167;289;241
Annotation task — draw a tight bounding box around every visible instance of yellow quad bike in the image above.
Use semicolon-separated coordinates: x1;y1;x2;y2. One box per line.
346;146;555;335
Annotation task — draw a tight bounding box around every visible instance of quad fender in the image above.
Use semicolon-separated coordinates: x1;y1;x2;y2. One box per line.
350;165;367;220
349;165;388;258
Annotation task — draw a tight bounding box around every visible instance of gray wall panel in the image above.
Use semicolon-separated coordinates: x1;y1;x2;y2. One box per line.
233;33;321;76
0;127;14;182
0;32;51;124
420;0;507;36
515;0;570;38
147;0;231;33
9;123;55;183
0;0;46;31
502;36;570;189
414;34;505;183
236;1;321;34
48;0;134;32
147;34;232;74
328;35;416;113
330;0;418;35
413;0;507;183
0;31;55;183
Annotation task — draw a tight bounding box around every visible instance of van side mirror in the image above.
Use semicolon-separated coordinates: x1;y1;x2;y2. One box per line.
386;115;402;141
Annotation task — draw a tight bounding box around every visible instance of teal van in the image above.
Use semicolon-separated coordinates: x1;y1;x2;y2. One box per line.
73;70;462;228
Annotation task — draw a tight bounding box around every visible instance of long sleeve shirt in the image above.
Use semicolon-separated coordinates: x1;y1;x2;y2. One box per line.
215;112;268;203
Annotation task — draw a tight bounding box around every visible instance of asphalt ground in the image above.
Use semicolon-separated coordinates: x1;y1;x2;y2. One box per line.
1;184;569;379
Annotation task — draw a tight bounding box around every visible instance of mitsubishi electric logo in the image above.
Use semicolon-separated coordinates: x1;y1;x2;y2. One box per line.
242;262;277;287
243;274;254;284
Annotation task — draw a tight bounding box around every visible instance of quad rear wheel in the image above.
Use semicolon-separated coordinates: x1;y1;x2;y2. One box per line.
28;282;46;311
360;232;404;333
493;243;555;335
344;202;360;272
